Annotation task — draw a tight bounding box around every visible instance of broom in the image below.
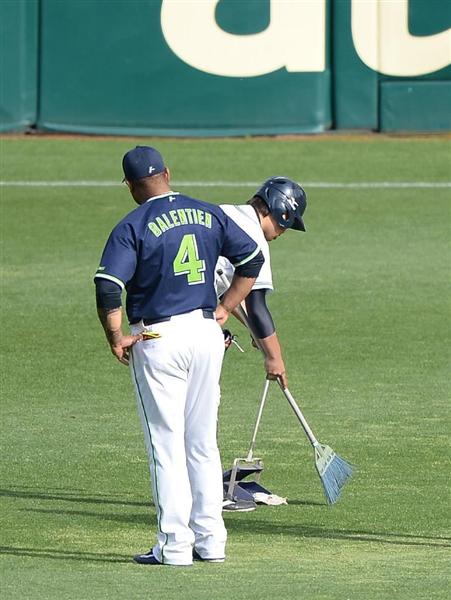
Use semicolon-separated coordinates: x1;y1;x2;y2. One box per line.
218;270;353;503
276;382;353;504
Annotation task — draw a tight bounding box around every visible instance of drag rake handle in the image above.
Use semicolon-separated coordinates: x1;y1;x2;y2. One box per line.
246;378;270;462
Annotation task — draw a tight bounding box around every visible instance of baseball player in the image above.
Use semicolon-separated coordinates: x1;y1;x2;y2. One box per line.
216;177;307;389
94;146;264;567
216;177;306;512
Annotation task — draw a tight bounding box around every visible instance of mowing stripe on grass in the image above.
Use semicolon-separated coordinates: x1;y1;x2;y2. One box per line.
1;180;450;188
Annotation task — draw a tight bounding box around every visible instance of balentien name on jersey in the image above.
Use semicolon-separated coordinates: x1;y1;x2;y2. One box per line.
148;208;212;238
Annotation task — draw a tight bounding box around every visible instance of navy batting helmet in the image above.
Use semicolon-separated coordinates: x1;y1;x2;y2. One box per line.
255;176;307;232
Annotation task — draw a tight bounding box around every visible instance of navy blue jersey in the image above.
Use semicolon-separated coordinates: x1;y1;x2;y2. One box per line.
94;192;260;324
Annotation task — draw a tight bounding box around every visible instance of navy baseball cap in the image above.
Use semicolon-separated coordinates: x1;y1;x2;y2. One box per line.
122;146;165;182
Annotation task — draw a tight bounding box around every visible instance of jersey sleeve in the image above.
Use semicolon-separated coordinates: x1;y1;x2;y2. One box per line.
216;205;273;295
94;221;137;289
220;213;261;270
252;240;273;292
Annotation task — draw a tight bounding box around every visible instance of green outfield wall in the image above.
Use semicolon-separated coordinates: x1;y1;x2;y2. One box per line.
0;0;38;132
1;0;450;135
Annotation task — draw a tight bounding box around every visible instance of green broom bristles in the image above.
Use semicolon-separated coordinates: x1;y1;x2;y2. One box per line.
314;444;353;504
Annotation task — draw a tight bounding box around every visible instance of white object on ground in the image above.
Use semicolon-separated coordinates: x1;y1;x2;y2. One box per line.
253;492;288;506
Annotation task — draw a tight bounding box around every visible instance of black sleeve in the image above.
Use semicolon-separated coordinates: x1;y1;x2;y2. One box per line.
244;288;275;339
234;250;264;278
95;278;122;310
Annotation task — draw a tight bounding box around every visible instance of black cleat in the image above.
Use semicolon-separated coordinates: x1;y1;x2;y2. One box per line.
222;498;257;512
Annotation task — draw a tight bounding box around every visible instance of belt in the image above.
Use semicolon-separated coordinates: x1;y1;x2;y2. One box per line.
142;309;215;326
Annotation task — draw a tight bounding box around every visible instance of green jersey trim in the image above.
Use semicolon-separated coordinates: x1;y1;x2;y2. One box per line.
94;273;125;290
232;245;261;268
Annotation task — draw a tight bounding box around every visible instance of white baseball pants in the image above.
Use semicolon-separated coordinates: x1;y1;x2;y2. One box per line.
130;309;227;566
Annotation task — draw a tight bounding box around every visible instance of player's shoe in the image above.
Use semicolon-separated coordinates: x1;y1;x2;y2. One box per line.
193;549;225;563
133;549;193;566
222;498;257;512
133;550;161;565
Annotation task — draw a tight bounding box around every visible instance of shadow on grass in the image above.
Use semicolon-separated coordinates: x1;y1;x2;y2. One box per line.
0;486;323;508
285;499;325;506
4;486;450;550
0;487;149;508
0;545;131;564
22;509;451;550
25;507;153;525
223;519;451;549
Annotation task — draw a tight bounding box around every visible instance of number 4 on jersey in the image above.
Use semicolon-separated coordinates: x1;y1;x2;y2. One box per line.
173;234;206;285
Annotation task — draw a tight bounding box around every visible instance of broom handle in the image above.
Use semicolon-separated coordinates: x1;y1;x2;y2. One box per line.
277;381;319;447
216;269;319;449
246;378;270;461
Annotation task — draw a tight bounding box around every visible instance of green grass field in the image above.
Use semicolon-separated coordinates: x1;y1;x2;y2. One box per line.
1;135;450;599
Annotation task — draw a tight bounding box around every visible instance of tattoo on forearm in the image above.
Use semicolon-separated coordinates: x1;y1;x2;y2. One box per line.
105;328;123;347
97;307;123;346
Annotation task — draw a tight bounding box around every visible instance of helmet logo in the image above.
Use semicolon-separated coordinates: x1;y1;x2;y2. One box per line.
286;196;298;211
